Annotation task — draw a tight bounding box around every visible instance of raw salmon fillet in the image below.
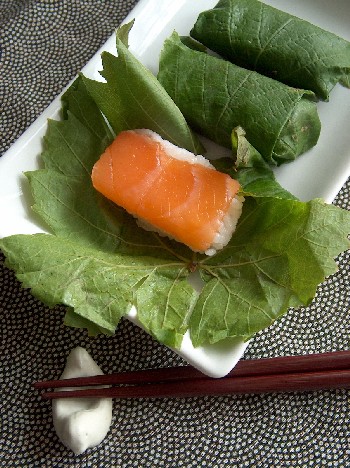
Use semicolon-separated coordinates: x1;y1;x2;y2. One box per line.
91;129;243;254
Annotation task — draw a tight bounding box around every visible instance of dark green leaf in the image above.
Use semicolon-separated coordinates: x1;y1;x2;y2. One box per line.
158;32;321;166
232;127;297;199
189;197;350;345
0;233;196;343
191;0;350;100
61;77;114;147
82;22;204;154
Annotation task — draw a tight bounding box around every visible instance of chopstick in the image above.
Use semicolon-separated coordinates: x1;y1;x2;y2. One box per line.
33;350;350;399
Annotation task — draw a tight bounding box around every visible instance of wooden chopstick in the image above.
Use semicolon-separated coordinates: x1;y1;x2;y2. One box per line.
37;368;350;399
34;350;350;387
33;350;350;399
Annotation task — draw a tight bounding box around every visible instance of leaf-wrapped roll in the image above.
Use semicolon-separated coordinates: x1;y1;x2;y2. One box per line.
190;0;350;101
158;33;321;166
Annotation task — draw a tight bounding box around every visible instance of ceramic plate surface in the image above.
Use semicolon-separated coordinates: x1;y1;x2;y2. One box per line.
1;0;350;377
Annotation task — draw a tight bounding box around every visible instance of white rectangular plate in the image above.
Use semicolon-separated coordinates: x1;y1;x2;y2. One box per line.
1;0;350;377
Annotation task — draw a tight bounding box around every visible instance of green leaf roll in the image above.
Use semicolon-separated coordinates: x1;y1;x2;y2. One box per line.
158;32;321;166
191;0;350;101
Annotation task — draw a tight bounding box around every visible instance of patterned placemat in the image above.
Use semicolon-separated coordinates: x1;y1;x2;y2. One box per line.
1;1;350;466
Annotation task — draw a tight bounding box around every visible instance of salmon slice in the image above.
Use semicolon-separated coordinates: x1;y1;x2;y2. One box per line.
91;129;243;254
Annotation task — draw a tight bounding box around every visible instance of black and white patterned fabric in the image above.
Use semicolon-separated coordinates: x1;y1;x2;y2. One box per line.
1;1;350;466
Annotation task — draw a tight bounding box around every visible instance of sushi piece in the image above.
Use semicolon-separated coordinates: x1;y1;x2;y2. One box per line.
158;32;321;166
191;0;350;101
91;129;244;255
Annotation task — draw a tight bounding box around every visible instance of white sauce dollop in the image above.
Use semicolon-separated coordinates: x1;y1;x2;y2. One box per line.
52;346;113;455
